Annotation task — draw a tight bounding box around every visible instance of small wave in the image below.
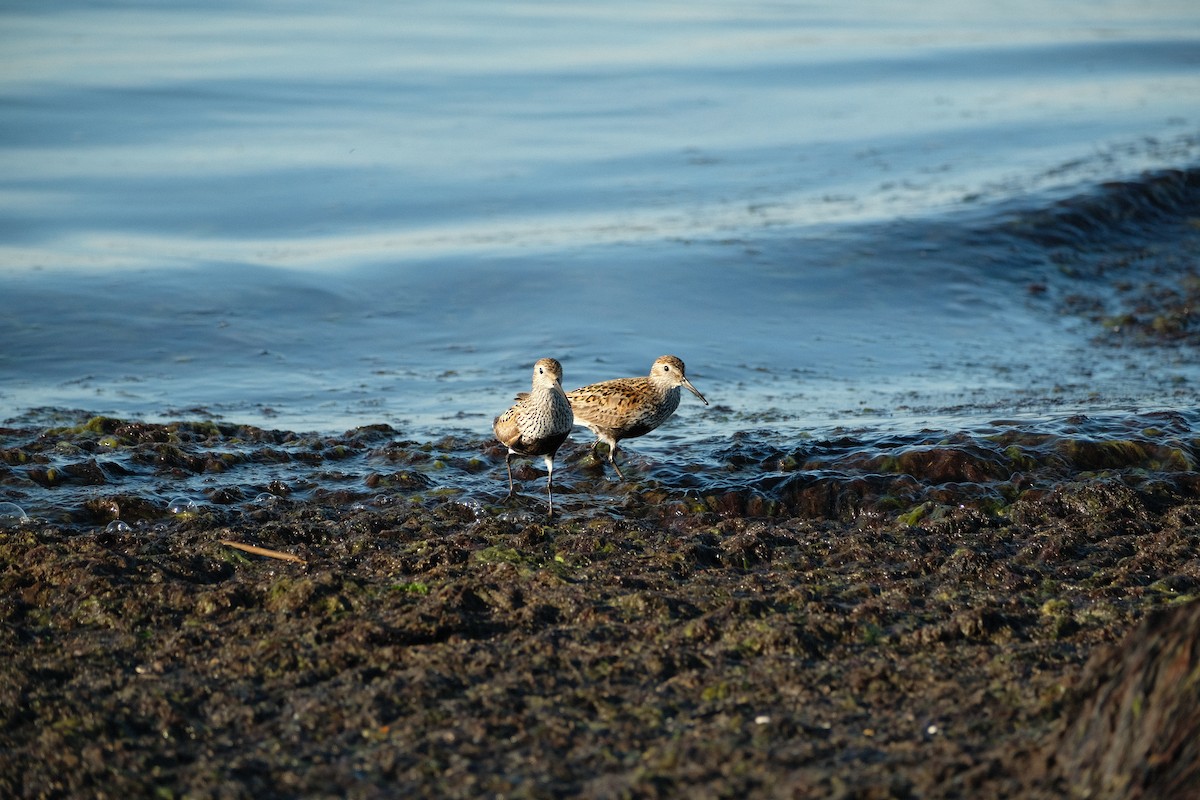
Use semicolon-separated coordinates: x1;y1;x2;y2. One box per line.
1002;166;1200;249
4;410;1196;528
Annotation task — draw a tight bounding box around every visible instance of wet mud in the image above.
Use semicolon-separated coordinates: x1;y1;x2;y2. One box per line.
2;410;1199;797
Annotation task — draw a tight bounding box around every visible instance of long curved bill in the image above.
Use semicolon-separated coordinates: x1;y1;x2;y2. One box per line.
682;377;708;405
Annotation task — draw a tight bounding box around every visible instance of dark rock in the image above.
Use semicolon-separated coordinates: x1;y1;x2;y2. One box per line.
1040;600;1200;799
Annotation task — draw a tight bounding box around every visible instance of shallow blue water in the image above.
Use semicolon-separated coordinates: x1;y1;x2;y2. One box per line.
1;1;1199;442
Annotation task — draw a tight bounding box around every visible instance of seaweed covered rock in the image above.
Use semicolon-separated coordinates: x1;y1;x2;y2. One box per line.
1043;600;1200;799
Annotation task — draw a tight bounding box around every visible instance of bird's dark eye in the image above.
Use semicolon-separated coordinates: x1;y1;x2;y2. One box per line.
662;365;669;371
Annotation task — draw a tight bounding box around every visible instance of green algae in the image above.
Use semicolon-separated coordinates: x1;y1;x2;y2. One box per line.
898;502;933;527
80;416;122;435
473;546;527;565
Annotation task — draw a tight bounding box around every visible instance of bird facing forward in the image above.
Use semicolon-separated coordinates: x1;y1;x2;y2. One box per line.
493;358;574;516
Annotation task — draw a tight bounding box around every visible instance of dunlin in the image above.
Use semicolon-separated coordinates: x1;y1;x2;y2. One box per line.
493;358;574;516
567;355;708;479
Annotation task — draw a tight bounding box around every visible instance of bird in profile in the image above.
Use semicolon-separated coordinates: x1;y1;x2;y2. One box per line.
492;357;574;516
567;355;708;479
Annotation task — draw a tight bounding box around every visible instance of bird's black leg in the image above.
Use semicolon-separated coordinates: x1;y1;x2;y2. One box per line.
608;443;625;480
504;452;517;500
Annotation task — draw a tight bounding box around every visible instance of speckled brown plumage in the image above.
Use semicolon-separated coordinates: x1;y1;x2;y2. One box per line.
493;358;573;516
567;355;708;479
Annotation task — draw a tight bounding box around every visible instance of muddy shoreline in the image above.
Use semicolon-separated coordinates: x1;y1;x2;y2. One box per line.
2;413;1199;797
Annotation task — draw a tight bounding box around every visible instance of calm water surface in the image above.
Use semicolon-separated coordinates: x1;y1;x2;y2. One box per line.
2;1;1199;444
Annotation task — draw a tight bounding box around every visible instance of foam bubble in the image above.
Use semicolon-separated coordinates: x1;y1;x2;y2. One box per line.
0;502;29;525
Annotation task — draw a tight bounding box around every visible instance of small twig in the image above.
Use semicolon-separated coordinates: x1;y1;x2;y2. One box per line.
219;539;306;565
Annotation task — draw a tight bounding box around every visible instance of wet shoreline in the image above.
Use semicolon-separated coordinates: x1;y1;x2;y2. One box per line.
3;408;1199;796
2;407;1198;526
